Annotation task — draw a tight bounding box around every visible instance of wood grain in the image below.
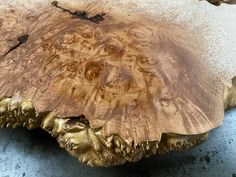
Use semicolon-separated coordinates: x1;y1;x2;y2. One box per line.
0;0;234;143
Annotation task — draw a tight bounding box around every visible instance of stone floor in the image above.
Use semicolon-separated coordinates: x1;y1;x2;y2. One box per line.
0;108;235;177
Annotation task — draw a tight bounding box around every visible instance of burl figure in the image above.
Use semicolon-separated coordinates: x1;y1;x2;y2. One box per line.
0;0;236;166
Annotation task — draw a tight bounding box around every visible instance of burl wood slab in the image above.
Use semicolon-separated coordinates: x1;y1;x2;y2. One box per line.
0;0;235;166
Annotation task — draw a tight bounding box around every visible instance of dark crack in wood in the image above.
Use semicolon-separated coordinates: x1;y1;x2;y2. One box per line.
51;1;105;24
205;0;236;6
4;34;29;56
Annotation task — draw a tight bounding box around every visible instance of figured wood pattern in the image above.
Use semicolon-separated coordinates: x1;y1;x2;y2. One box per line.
0;1;226;143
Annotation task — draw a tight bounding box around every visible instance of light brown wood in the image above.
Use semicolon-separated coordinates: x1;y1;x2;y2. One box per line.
0;0;236;144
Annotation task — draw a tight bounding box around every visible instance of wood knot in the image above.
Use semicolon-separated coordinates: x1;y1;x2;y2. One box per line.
63;33;76;44
136;55;149;65
85;61;104;81
136;54;151;71
66;62;79;73
104;44;123;57
82;32;92;39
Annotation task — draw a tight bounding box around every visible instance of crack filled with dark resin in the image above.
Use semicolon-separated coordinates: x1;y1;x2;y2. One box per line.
51;1;105;24
4;34;29;56
206;0;236;6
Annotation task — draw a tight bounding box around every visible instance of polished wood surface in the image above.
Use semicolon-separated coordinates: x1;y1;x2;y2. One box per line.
0;0;235;143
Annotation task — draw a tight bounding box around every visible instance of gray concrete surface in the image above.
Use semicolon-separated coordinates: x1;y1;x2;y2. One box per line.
0;108;235;177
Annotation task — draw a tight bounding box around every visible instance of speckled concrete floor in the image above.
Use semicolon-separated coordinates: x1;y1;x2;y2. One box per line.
0;108;235;177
